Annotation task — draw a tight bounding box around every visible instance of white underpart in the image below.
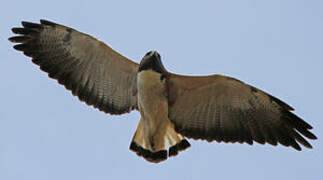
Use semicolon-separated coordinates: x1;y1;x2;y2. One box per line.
137;69;167;132
135;69;184;151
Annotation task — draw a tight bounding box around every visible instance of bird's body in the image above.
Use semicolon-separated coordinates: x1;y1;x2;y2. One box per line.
133;55;190;162
9;20;317;163
136;70;170;155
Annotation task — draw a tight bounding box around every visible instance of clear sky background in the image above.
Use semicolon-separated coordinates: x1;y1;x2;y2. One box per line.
1;0;322;180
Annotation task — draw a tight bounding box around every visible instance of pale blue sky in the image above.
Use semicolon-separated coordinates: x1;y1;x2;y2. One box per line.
1;1;322;180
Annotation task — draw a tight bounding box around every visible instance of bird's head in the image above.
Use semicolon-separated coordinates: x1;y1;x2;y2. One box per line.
139;50;168;78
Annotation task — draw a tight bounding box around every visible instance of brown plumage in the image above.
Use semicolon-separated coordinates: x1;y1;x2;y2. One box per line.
10;20;138;114
167;74;316;150
9;20;317;163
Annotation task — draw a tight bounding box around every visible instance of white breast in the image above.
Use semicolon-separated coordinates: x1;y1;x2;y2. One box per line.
137;70;167;118
137;70;163;89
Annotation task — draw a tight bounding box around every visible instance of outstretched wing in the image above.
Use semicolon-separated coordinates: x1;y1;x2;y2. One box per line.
9;20;139;114
167;73;317;150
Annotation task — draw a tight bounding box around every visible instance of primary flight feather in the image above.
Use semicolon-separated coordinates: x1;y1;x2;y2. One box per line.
9;20;317;163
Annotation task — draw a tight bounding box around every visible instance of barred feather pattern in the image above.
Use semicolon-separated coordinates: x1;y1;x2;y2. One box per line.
9;20;139;114
167;73;317;150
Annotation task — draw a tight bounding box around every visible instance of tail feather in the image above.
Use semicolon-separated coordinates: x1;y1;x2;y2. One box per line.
169;139;191;157
130;141;168;163
130;119;190;163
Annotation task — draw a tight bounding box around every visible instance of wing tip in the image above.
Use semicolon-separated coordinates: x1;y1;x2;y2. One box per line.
13;44;26;51
40;19;57;26
8;36;16;42
21;21;41;29
8;36;31;43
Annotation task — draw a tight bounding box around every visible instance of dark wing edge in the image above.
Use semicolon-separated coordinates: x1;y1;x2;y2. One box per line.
167;73;317;151
9;20;139;115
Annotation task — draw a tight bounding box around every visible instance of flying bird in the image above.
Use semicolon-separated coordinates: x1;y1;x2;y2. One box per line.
9;20;317;163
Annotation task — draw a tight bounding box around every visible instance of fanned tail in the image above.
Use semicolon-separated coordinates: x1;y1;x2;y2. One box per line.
130;119;190;163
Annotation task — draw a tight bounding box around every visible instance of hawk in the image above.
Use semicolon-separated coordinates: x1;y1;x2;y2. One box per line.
9;20;317;163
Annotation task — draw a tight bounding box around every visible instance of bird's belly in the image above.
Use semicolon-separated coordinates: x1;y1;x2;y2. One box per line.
137;70;168;127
